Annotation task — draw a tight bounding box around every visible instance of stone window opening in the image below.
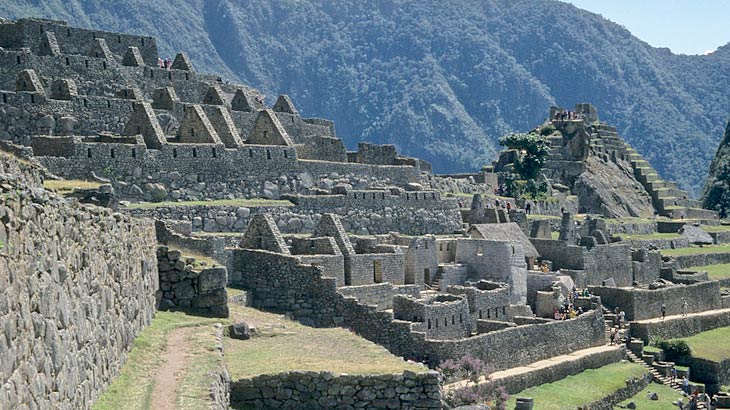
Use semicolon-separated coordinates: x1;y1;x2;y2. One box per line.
212;148;216;158
150;70;154;79
16;56;20;64
2;94;6;104
173;148;177;158
263;130;268;140
478;309;483;319
190;128;195;138
87;148;92;158
192;148;197;158
248;148;253;158
85;60;89;68
432;193;436;199
503;306;506;316
291;117;295;123
65;57;70;66
141;38;145;46
110;149;115;158
117;35;121;43
83;99;87;108
30;94;35;104
452;315;455;325
381;193;385;199
487;309;491;319
168;71;172;80
266;149;271;160
427;319;431;329
102;61;107;70
439;243;443;251
435;319;438;329
444;318;447;327
66;28;71;36
494;307;499;318
185;73;189;81
283;150;288;159
39;25;44;34
106;100;111;108
459;313;463;323
131;148;136;158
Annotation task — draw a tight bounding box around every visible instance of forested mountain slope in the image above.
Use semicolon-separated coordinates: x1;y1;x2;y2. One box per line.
2;0;728;195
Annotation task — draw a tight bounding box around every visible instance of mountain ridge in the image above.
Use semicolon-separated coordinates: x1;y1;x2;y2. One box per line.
1;0;728;195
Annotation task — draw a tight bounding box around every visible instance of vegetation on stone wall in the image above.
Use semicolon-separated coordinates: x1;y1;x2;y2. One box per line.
440;355;509;409
499;132;550;200
2;0;729;195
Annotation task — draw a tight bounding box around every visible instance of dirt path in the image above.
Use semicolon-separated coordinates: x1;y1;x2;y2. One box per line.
150;327;192;410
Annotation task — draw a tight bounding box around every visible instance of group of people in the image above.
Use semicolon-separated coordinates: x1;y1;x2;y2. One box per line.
157;57;173;69
553;110;580;121
553;287;590;321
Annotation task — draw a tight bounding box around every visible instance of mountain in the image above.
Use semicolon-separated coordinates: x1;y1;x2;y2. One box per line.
1;0;729;196
702;119;730;217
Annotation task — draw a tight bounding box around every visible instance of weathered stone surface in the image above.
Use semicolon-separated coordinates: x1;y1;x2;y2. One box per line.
229;321;252;340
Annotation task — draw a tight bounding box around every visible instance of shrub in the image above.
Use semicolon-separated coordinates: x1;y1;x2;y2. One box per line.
539;124;557;136
439;355;508;410
653;339;692;365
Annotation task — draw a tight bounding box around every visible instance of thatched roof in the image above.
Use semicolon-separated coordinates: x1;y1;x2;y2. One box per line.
468;223;539;258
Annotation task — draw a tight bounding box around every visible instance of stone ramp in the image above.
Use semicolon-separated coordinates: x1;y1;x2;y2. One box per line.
444;345;625;395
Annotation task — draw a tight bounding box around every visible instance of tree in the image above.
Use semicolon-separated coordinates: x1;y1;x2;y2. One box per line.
499;132;550;199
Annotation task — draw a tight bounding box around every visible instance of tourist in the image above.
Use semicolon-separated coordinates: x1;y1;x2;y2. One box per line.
525;202;531;214
582;288;590;297
662;303;667;320
682;298;689;317
682;376;690;394
506;202;511;211
670;365;677;383
560;207;565;214
618;310;625;328
609;327;617;345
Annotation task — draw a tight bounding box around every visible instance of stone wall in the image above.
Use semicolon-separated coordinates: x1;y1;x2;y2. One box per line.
669;251;730;270
630;308;730;343
230;370;442;409
0;151;158;409
583;373;652;410
590;281;722;321
157;246;228;317
229;249;605;370
209;324;231;410
531;239;633;287
126;201;462;236
337;283;420;310
449;346;626;395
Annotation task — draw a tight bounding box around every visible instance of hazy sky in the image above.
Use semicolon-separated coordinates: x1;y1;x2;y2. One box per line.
564;0;730;55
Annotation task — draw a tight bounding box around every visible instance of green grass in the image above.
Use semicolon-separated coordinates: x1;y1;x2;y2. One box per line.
124;198;293;209
167;245;221;268
613;382;685;410
700;225;730;233
43;179;102;194
684;263;730;280
527;214;560;220
603;217;658;224
680;327;730;362
662;244;730;256
643;345;662;354
505;362;647;410
176;326;224;410
551;231;560;240
621;232;680;240
225;306;425;379
92;311;224;410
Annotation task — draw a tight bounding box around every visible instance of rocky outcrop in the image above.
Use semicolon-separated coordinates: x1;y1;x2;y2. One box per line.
703;119;730;217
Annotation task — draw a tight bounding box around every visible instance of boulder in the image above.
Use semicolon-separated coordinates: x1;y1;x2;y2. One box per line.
143;183;167;202
648;392;659;400
229;321;251;340
680;224;713;245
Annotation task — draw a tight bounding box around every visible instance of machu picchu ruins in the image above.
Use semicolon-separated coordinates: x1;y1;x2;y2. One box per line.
3;15;730;410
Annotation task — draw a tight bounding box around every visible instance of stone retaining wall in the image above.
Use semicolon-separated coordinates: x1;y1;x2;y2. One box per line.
589;281;722;321
583;373;652;410
127;201;462;235
0;151;159;409
210;324;231;410
630;308;730;343
671;252;730;269
449;346;626;395
157;245;228;317
230;370;442;409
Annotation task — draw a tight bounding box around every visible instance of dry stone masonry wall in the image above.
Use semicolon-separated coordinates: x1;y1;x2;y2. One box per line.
0;152;158;409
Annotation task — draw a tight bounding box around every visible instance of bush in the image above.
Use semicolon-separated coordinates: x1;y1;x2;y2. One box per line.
653;339;692;365
439;355;508;410
539;124;557;136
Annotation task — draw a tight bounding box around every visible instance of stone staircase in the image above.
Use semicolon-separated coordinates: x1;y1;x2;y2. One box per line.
621;142;717;220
